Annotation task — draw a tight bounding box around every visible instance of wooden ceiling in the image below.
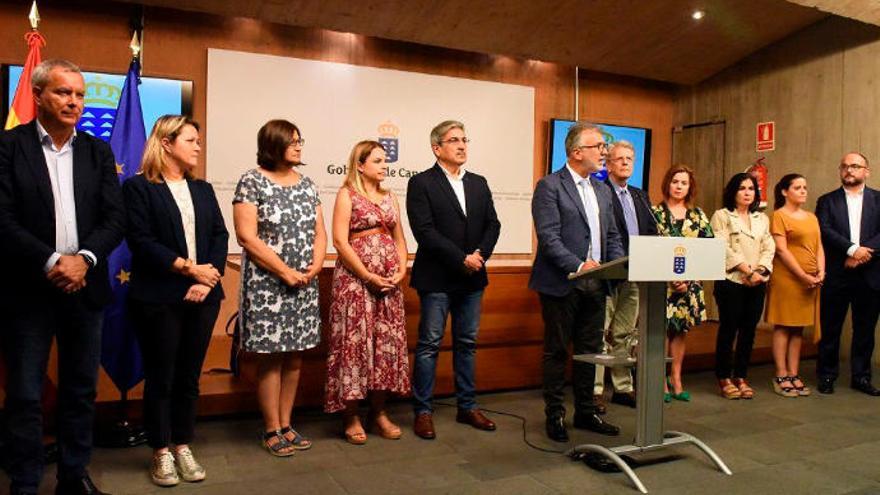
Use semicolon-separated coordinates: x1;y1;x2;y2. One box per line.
113;0;828;85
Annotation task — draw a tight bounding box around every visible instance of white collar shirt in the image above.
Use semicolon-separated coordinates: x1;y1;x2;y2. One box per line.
441;164;467;215
36;120;96;272
566;164;602;261
845;186;865;256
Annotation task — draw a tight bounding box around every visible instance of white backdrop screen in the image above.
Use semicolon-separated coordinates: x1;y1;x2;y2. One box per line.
206;48;535;254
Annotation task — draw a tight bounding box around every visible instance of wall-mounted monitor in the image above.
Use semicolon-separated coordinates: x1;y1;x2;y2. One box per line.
2;65;193;142
548;118;652;190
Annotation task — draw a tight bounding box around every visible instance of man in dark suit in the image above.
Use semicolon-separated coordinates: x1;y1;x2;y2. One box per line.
530;122;625;442
593;141;658;410
0;60;124;495
815;152;880;396
406;120;501;440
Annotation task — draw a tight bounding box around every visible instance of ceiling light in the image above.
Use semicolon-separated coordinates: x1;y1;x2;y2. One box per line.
692;10;705;20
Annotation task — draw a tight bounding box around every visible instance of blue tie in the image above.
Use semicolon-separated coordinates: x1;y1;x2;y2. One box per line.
579;179;602;262
619;188;640;236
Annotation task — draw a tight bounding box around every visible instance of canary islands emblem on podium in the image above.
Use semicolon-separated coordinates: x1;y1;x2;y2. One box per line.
378;121;399;163
673;245;687;275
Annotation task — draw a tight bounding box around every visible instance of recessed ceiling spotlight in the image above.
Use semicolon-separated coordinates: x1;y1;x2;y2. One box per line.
692;10;705;20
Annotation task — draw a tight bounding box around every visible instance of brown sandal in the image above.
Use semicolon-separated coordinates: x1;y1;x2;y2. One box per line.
343;414;367;445
732;378;754;399
719;378;742;400
368;410;402;440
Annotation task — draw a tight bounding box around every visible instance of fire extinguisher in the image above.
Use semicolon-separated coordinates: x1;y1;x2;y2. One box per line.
747;157;768;208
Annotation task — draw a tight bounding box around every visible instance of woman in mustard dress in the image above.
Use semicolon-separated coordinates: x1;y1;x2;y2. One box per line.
765;173;824;397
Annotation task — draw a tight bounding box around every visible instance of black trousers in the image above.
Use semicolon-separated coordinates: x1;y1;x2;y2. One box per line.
713;280;765;379
1;295;103;492
818;275;880;382
130;299;220;449
540;280;605;418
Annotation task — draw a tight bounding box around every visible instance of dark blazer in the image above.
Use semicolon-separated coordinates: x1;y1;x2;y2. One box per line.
603;179;658;252
407;163;501;293
123;174;229;304
0;120;125;310
815;186;880;291
529;168;625;297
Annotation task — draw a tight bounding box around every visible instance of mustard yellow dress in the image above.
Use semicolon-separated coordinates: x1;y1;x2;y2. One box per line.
765;209;821;327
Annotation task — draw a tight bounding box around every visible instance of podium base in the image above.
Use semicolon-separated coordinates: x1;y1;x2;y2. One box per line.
567;431;732;493
94;420;148;448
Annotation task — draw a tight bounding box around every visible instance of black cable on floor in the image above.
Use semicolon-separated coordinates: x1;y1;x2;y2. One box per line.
434;401;567;455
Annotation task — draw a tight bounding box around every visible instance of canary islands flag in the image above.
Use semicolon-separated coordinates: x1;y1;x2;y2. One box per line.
102;57;146;393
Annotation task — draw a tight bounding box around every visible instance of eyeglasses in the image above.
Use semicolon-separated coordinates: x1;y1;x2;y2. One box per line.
578;142;608;152
840;163;867;171
439;137;470;145
288;139;306;147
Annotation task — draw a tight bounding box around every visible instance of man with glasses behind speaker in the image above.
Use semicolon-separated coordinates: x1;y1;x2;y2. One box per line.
530;122;625;442
815;152;880;396
593;141;658;410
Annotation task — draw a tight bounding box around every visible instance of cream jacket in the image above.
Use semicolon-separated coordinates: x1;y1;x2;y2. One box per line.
710;208;776;284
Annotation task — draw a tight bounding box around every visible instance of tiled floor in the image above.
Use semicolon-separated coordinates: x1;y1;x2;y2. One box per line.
4;360;880;494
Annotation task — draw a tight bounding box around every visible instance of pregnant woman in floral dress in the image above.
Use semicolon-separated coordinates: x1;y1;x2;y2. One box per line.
325;140;410;444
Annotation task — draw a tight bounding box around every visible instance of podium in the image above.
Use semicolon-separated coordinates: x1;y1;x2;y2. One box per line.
567;236;731;493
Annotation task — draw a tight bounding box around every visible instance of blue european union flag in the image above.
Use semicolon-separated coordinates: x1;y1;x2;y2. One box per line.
102;58;145;393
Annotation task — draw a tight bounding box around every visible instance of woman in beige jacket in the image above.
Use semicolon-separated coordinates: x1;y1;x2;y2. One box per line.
710;173;775;399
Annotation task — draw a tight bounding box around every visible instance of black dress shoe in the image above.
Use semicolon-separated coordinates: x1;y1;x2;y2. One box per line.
55;476;110;495
573;413;620;436
851;379;880;396
610;391;637;408
545;416;569;442
817;378;834;394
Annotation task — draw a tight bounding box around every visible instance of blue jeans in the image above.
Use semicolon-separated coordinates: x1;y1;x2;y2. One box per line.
2;296;103;493
412;290;484;414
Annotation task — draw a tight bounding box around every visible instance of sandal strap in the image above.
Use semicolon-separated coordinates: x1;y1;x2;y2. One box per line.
733;378;753;390
787;375;807;390
263;430;293;452
774;376;795;391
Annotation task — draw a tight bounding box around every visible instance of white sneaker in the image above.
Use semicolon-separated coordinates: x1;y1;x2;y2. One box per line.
174;446;207;482
151;451;179;486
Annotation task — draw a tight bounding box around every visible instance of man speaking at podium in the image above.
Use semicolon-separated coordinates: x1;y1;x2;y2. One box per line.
529;122;624;442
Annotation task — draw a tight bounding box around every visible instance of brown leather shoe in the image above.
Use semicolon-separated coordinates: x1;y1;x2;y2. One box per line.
593;394;607;415
455;408;496;431
413;412;436;440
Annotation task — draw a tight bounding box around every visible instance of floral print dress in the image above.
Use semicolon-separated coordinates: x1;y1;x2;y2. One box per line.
324;189;410;413
652;203;714;335
233;169;321;353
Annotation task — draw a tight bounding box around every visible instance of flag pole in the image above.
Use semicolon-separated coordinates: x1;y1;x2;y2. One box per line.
94;28;147;449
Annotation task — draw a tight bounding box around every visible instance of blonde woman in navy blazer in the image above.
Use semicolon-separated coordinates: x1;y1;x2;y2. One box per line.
123;115;228;487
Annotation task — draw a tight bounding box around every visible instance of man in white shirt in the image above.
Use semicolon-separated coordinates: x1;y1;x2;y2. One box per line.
816;152;880;396
529;122;625;442
407;120;501;439
0;59;124;495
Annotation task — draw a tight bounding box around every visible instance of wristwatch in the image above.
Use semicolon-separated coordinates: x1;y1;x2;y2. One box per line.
79;253;95;269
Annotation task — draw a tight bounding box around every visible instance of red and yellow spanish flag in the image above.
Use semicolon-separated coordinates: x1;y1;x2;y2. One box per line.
4;30;46;130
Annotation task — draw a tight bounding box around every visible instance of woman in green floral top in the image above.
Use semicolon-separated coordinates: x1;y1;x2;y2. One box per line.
652;165;714;402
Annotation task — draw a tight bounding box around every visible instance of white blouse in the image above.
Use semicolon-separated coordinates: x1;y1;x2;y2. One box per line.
166;179;197;261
